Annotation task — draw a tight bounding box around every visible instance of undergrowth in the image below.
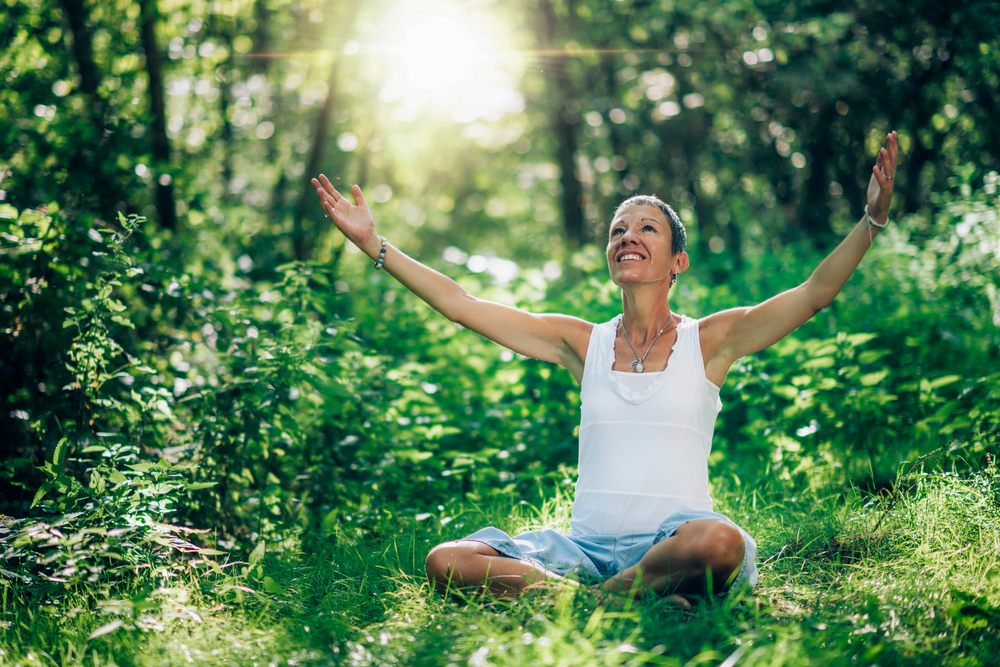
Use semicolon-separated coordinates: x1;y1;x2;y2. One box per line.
2;464;999;667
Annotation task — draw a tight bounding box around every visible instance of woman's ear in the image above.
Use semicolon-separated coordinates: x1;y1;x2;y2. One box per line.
674;251;690;275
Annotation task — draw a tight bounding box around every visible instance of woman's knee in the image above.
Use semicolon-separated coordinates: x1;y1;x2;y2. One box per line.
693;521;744;583
425;542;459;581
425;540;496;582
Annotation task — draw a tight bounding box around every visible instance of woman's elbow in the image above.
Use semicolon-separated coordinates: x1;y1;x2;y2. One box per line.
444;293;481;327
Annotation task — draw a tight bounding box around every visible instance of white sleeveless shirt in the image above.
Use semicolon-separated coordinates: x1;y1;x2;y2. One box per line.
570;315;722;536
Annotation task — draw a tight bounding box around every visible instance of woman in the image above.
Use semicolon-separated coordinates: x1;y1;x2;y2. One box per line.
312;131;899;600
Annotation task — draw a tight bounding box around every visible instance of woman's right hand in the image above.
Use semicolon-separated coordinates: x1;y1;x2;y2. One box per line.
311;174;379;259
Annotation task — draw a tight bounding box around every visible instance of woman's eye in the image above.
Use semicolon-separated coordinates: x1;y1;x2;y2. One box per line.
611;228;623;236
644;225;655;232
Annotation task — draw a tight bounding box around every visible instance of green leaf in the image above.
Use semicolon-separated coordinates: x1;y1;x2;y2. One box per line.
772;385;799;400
88;620;123;640
802;356;835;370
52;437;69;466
845;333;878;346
860;370;889;386
248;542;265;568
31;482;52;508
394;448;434;462
262;576;284;595
198;548;226;556
128;462;162;472
186;482;217;491
858;349;892;364
89;470;106;495
0;204;18;221
928;375;961;390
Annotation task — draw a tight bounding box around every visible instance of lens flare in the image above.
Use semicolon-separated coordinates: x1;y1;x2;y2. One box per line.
378;3;522;122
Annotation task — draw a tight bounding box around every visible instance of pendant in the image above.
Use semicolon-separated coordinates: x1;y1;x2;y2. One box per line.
631;359;644;373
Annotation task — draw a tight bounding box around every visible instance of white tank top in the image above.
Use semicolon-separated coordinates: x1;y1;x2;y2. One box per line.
570;314;722;536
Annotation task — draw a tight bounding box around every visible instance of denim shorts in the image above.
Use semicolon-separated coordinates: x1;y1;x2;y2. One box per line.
463;509;758;592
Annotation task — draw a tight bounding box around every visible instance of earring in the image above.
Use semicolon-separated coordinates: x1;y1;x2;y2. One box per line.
670;272;677;284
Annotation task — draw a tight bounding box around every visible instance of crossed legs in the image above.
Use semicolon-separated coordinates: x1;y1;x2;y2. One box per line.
424;539;565;597
425;519;745;598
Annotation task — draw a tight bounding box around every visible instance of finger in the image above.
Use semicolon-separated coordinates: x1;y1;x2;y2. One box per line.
312;179;330;203
872;163;887;190
318;174;342;201
352;184;368;208
878;147;892;178
888;131;899;171
314;184;331;205
319;190;335;213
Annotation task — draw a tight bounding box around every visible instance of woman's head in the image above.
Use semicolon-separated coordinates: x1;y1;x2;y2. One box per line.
612;195;687;256
607;196;690;290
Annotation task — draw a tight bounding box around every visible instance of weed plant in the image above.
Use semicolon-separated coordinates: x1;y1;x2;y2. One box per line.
3;464;1000;666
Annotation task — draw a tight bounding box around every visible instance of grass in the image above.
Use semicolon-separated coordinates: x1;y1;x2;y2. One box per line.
2;468;1000;667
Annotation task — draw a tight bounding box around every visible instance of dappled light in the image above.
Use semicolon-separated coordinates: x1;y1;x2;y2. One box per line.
1;0;1000;665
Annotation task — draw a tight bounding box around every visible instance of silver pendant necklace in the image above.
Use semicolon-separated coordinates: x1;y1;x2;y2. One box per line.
621;314;675;373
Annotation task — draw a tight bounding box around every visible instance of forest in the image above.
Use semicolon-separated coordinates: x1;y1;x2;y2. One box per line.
1;0;1000;665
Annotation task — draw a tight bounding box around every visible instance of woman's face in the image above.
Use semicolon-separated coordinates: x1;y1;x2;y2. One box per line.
606;204;687;288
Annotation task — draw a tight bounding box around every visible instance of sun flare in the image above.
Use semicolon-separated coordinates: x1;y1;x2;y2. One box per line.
378;4;522;122
396;14;487;93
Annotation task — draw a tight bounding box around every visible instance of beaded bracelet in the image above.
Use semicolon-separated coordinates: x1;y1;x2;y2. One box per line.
373;236;387;270
865;205;888;245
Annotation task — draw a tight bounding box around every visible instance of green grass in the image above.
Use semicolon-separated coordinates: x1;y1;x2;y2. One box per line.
2;470;1000;667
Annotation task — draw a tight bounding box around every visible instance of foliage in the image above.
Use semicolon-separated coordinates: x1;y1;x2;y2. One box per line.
0;207;216;597
2;0;1000;663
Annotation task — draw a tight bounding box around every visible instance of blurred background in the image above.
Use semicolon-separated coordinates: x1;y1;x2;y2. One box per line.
6;0;1000;267
1;0;999;547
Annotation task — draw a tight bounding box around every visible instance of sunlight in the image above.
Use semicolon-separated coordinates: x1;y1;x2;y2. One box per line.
378;3;522;122
397;13;486;94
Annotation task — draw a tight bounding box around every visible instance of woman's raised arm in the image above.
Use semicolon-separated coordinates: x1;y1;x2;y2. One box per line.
312;175;592;382
700;131;900;386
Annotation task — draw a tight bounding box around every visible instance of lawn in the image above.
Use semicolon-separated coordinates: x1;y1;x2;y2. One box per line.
3;466;999;667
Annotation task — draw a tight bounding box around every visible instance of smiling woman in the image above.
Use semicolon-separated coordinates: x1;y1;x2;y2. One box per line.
313;115;900;602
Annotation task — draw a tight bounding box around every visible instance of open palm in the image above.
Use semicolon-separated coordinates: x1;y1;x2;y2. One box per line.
311;174;377;256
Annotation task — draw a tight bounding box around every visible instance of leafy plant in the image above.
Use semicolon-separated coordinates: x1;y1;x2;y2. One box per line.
0;210;212;596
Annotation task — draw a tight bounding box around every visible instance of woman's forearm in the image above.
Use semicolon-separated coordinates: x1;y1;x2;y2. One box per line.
367;239;475;324
803;214;882;310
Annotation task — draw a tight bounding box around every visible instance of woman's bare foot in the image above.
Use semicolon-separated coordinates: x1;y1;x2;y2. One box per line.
590;585;692;609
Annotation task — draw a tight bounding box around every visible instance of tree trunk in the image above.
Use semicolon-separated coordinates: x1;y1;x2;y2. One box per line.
800;104;834;244
291;0;362;261
140;0;178;231
537;0;585;247
208;12;235;201
252;0;288;218
58;0;100;110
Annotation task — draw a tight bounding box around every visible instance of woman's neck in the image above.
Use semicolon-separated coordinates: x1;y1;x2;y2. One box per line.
620;284;675;345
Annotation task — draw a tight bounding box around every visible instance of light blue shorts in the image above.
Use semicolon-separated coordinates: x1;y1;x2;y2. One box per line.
464;509;758;592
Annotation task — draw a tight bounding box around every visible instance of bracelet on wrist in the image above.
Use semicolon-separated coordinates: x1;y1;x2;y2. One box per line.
373;236;387;270
865;205;888;230
865;205;888;246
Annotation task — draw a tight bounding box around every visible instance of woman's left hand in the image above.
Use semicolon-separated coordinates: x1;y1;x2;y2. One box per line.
866;130;899;225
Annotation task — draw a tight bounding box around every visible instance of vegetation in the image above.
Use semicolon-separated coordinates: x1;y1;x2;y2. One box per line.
2;0;1000;665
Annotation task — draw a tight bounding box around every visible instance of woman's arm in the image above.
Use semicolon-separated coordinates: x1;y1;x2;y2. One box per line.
701;131;899;386
312;175;592;381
